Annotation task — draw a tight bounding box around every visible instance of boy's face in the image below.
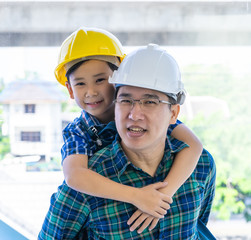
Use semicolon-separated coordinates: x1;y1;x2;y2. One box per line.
66;60;115;123
115;86;179;154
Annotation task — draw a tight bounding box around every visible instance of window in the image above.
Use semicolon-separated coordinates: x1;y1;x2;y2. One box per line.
24;104;35;113
21;131;41;142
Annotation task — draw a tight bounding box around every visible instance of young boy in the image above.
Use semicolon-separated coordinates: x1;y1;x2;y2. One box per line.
56;27;202;232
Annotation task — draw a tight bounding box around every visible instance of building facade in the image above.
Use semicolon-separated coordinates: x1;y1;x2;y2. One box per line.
0;80;66;162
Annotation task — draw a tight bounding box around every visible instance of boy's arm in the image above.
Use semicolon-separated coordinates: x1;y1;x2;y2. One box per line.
63;154;172;218
161;123;203;196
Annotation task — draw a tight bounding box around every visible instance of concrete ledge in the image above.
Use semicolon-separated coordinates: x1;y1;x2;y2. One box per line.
1;31;251;46
0;1;251;46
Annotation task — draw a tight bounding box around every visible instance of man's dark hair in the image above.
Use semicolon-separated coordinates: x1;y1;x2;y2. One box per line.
166;94;178;105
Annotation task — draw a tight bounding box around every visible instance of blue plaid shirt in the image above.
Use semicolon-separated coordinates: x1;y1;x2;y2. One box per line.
61;111;116;160
61;110;180;161
38;136;216;240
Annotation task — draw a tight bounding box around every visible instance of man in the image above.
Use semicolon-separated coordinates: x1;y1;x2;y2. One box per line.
39;44;216;239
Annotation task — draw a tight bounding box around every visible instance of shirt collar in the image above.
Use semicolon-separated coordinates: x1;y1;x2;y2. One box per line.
155;136;188;176
113;135;188;178
81;110;101;126
111;135;132;178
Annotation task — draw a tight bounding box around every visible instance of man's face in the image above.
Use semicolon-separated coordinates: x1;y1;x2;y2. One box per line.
115;86;179;154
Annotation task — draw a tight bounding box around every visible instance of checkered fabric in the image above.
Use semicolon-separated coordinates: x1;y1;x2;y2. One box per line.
38;135;216;239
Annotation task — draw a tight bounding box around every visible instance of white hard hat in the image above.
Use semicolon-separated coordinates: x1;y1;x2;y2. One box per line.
109;44;186;104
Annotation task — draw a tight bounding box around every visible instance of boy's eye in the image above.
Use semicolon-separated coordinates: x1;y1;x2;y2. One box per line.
96;78;106;83
75;82;86;86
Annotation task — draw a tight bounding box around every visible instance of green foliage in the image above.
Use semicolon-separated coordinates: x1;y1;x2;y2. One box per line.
0;135;10;160
51;156;62;168
183;64;234;99
182;64;251;221
59;86;81;113
0;78;4;92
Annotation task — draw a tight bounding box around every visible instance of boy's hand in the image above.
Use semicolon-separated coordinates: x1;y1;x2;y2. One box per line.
127;210;159;233
132;182;172;218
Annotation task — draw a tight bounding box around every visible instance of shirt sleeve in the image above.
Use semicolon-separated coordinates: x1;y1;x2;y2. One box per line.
198;150;217;225
61;122;96;162
38;182;90;240
167;119;183;136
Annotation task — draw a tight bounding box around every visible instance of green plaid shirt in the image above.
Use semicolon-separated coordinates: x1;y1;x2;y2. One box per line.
38;136;216;240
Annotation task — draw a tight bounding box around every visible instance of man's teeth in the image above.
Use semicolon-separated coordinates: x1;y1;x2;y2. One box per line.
128;127;145;132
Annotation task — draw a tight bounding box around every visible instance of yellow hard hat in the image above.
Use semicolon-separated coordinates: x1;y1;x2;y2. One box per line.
55;27;126;86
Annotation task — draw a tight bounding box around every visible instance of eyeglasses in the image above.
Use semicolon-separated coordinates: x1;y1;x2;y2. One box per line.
113;97;172;110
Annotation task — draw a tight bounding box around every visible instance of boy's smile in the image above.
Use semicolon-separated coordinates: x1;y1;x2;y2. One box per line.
85;100;104;108
66;60;115;123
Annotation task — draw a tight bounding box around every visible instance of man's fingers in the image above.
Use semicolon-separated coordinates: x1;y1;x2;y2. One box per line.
129;213;148;232
149;218;159;231
128;211;161;233
160;202;171;211
137;217;154;233
127;210;142;225
163;195;173;204
156;207;167;216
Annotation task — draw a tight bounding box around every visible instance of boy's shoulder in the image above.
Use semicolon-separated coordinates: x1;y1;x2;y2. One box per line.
62;111;101;134
62;116;85;136
63;116;82;129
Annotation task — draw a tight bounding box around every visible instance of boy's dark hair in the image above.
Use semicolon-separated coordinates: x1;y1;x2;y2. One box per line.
65;60;119;83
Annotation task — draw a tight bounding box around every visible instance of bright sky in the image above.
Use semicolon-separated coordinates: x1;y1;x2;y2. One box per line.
1;46;251;84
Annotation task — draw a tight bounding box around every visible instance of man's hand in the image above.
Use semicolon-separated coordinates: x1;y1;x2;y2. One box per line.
127;210;159;233
132;182;172;218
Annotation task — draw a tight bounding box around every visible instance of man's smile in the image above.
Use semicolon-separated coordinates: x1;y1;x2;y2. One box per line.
127;126;146;133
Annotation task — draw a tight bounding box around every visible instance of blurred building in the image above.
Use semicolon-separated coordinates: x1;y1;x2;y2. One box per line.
180;94;230;120
0;80;66;162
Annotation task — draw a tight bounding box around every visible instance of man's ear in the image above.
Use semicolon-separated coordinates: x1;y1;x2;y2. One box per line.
65;81;74;99
170;104;180;124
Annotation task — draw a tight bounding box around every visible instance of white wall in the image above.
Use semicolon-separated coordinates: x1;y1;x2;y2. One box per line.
6;101;63;161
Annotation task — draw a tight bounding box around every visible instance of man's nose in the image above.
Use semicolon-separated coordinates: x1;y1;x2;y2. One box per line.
128;102;145;121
